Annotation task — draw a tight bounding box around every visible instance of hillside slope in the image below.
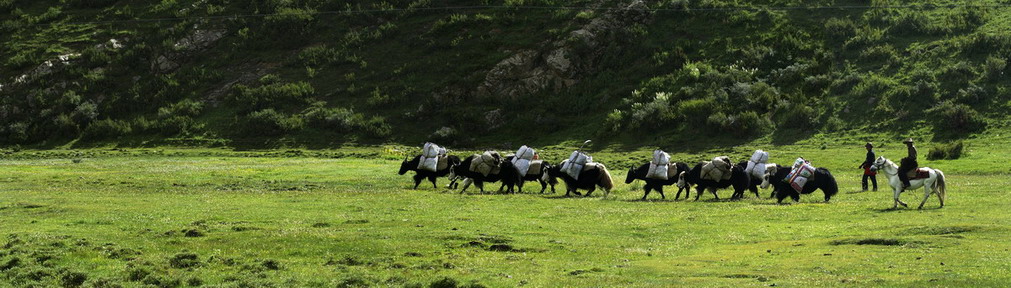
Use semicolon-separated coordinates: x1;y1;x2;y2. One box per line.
1;0;1009;148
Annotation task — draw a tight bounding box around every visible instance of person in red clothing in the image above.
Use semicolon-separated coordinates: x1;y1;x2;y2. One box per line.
857;142;877;192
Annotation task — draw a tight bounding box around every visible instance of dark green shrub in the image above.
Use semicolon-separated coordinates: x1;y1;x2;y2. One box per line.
244;109;304;136
231;81;315;112
678;97;718;126
72;101;99;125
928;102;986;133
960;32;1011;56
706;111;770;134
298;45;341;67
887;11;937;36
157;99;204;118
158;116;201;136
824;17;857;45
0;0;14;13
81;119;132;140
955;84;987;105
774;102;818;129
169;252;200;269
263;7;318;46
51;114;80;139
60;270;87;288
982;56;1006;80
64;0;117;9
859;45;898;64
927;141;964;160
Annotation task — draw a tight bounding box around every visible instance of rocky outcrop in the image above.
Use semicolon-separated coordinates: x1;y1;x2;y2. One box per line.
476;0;651;100
151;28;227;73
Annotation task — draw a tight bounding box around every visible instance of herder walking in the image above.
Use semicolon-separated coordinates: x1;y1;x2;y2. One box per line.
858;142;877;192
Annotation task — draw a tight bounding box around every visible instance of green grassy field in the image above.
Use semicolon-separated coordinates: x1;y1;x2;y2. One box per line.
2;142;1010;287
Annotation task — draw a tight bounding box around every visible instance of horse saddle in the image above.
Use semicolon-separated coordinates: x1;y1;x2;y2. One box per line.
908;168;930;180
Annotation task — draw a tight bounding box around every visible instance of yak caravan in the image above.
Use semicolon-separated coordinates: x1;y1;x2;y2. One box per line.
399;142;946;209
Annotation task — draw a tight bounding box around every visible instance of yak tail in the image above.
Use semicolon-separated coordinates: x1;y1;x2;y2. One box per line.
597;164;614;194
934;169;946;206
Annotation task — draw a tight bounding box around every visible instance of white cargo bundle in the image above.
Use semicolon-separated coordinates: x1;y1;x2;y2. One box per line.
561;151;592;180
647;149;671;180
417;142;445;172
745;150;769;179
701;156;733;181
511;145;536;176
469;151;502;177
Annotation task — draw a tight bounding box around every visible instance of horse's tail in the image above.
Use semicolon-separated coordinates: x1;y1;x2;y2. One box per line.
934;169;946;206
597;164;614;195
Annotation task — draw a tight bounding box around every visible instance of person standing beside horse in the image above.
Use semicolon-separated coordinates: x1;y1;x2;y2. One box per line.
858;142;877;192
898;138;917;191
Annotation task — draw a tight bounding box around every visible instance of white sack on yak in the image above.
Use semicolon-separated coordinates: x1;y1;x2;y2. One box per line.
745;150;769;179
418;142;445;172
701;156;733;181
511;145;536;176
469;151;502;177
526;160;543;176
785;158;815;192
647;149;671;180
561;151;592;180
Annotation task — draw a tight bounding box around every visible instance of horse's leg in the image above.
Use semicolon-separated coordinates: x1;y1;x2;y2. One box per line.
476;181;485;194
710;187;720;200
641;184;652;200
539;179;547;193
918;181;932;209
893;186;907;208
429;175;437;189
657;185;665;200
694;186;704;201
674;186;682;201
750;184;759;198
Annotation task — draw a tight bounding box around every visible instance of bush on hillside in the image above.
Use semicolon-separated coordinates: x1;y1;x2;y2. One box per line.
706;111;771;134
64;0;117;8
158;99;204;118
302;105;392;137
263;8;318;46
81;119;132;140
230;81;315;112
824;17;857;45
242;109;304;136
927;141;964;160
928;102;986;134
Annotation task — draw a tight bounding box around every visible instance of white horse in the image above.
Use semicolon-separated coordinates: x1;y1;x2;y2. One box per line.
870;156;947;209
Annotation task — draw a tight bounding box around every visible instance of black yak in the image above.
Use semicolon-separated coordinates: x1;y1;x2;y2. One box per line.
399;155;461;189
676;162;751;201
548;162;614;197
499;156;558;194
625;162;691;200
450;154;523;194
765;164;839;203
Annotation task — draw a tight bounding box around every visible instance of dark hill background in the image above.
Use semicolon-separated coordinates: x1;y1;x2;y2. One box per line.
1;0;1009;148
